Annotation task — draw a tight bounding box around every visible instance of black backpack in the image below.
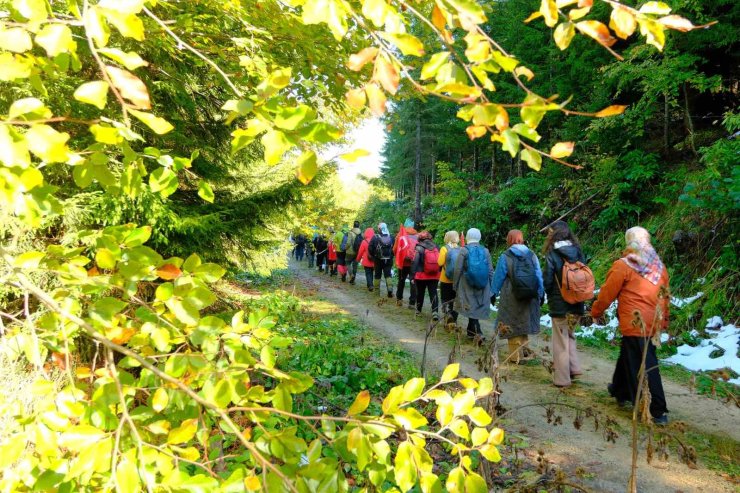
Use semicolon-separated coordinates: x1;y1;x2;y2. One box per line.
504;250;539;300
374;235;393;261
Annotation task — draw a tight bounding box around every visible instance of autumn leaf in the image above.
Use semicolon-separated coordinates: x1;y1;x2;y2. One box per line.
576;20;617;48
375;56;400;95
514;66;534;81
554;22;576;50
106;65;151;109
365;83;387;116
609;5;637;39
595;104;627;117
347;47;378;71
157;263;182;280
550;141;574;158
346;88;366;109
466;125;486;140
539;0;558;28
431;3;447;30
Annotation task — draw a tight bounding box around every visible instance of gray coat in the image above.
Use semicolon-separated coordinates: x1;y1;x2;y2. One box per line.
453;244;494;320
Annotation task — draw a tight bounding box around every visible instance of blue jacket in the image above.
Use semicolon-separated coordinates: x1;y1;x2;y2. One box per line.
491;244;544;299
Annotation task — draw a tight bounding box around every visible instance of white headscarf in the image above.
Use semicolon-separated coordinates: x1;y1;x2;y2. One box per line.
466;228;481;244
379;223;390;235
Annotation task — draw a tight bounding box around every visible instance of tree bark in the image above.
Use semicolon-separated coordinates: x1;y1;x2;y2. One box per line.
663;92;670;152
414;116;422;223
683;83;697;155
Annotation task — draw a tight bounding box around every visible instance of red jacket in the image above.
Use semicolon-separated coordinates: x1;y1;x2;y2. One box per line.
355;227;375;268
591;260;670;337
327;241;337;261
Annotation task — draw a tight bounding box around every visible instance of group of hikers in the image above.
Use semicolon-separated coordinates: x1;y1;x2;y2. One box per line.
292;220;671;425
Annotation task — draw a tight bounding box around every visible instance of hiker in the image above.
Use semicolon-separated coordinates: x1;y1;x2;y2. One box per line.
411;231;440;319
327;232;337;276
438;230;461;327
491;229;544;364
335;226;349;282
591;226;670;424
315;234;328;272
306;235;315;268
295;234;306;261
454;228;494;341
355;227;376;291
345;221;363;285
369;222;395;298
395;219;418;309
543;220;591;387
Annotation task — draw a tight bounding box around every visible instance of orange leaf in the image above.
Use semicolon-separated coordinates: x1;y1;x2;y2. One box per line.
347;47;379;72
576;20;617;47
346;88;366;109
108;326;136;345
157;263;182;280
106;66;151;109
375;56;399;95
578;0;592;7
466;125;486;140
87;266;100;277
365;83;386;116
52;351;67;370
432;3;446;31
550;141;574;158
595;104;627;117
494;107;509;131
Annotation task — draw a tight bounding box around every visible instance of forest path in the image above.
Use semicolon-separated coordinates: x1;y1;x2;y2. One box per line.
289;261;738;493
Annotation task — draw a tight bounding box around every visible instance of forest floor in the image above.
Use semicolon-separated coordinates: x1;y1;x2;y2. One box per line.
287;260;739;492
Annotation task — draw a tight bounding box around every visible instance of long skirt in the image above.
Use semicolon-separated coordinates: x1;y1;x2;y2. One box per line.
610;336;668;418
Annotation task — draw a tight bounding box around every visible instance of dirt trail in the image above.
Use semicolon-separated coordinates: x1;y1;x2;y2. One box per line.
291;262;738;493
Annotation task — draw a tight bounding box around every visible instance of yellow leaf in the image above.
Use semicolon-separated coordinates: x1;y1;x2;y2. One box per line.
521;148;542;171
381;32;425;57
657;15;694;32
98;0;145;15
554;21;576;50
638;1;671;15
167;418;198;444
345;88;366;109
362;0;388;28
296;150;318;185
34;24;75;57
129;109;174;134
107;66;151;109
26;124;70;163
348;390;370;415
488;427;504;445
85;6;110;47
568;6;591;20
0;27;32;53
550;141;574;158
576;20;617;48
514;66;534;81
347;47;378;71
375;56;400;95
340;148;371;162
609;5;637;39
479;443;501;462
152;388;169;412
432;3;447;30
74;81;109;109
594;104;627;117
638;17;665;50
441;363;459;382
448;418;469;439
12;0;48;23
539;0;558;28
97;48;148;70
466;125;486;140
365;83;387;116
244;476;261;491
102;9;145;41
524;11;543;23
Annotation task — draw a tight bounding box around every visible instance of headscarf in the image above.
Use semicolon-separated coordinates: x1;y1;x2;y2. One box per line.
443;231;460;247
506;229;524;247
404;218;415;228
466;228;481;244
379;222;390;235
417;231;432;241
622;226;664;285
405;227;418;235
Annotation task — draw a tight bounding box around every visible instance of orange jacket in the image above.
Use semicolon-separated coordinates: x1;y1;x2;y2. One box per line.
591;260;670;337
355;227;375;268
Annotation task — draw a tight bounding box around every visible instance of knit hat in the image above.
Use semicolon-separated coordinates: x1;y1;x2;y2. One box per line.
466;228;481;244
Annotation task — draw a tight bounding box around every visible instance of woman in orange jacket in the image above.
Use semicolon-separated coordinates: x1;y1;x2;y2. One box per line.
355;227;376;291
591;226;670;424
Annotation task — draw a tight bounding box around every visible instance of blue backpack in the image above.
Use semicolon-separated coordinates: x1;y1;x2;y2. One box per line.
444;246;460;279
464;245;489;289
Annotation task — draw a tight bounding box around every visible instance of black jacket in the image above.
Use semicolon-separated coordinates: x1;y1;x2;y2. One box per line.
368;234;394;263
544;242;586;317
315;237;328;255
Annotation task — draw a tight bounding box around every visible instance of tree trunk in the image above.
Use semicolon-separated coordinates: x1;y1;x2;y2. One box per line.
431;154;436;196
490;149;496;182
473;143;479;172
683;83;697;155
663;92;670;152
414;116;422;223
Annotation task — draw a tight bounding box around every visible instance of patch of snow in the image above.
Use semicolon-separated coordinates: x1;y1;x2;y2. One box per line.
664;322;740;386
660;333;670;343
540;314;552;328
670;292;703;308
706;316;724;330
695;277;706;285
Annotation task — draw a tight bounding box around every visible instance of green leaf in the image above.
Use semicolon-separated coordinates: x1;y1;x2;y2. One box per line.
197;181;214;203
394;442;418;491
90;297;127;324
129;109;174;135
261;345;276;369
272;384;292;412
348;390;370;415
123;226;151;247
97;47;148;70
499;129;520;157
115;451;141;493
521;148;542;171
13;250;45;268
149;168;179;197
213;379;233;408
512;123;541;142
74;81;109;109
167;418;198;444
274;105;315;130
445;467;465;493
421;52;450;80
296;150;318;185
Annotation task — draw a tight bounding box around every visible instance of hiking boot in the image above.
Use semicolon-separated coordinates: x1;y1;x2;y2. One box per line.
387;290;393;298
414;311;422;318
407;304;415;310
432;313;440;322
368;287;374;292
396;299;402;307
653;414;669;426
341;275;346;282
349;276;355;285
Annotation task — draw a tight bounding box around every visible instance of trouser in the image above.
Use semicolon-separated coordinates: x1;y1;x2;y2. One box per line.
466;318;481;337
551;316;583;386
337;252;347;279
327;259;336;275
507;335;529;364
610;336;668;418
347;259;358;281
374;259;394;293
415;279;439;314
396;266;417;305
296;245;305;261
316;253;326;271
307;251;314;268
439;282;458;323
364;267;374;289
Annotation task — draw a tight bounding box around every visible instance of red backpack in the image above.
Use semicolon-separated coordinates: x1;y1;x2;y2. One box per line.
402;236;418;266
423;247;440;275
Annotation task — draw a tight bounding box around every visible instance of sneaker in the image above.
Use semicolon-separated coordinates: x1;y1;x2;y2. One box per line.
368;287;374;292
432;313;440;322
653;414;669;426
396;299;403;307
387;291;393;298
349;277;356;285
341;275;346;282
415;311;422;318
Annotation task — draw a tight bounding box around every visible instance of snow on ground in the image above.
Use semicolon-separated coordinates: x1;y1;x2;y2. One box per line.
671;291;704;308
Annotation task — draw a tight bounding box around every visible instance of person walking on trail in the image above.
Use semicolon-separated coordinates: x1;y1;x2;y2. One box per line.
334;226;348;281
315;234;328;272
369;222;395;298
591;226;670;425
395;219;418;309
355;227;376;291
345;221;363;285
491;229;544;364
438;230;461;328
411;231;440;320
543;220;590;387
306;235;315;268
454;228;493;342
326;228;338;276
295;234;306;261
